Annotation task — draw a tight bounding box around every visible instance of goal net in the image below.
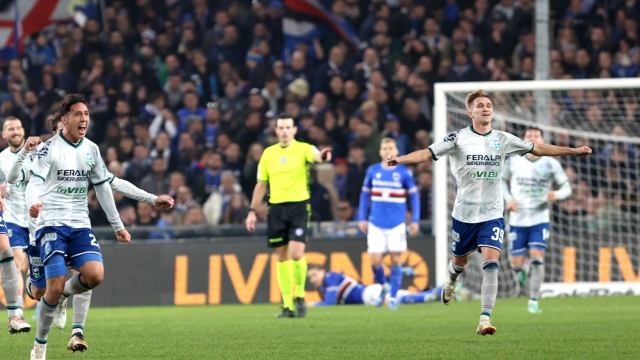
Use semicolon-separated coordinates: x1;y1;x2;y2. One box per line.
433;79;640;298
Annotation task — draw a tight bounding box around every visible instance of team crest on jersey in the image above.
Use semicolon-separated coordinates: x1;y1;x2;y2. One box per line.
392;172;401;181
537;164;548;176
32;266;40;279
493;139;502;150
44;242;51;255
85;152;94;165
376;173;381;179
280;157;286;163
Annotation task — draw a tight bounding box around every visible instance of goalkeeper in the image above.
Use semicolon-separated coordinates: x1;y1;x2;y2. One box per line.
502;127;572;314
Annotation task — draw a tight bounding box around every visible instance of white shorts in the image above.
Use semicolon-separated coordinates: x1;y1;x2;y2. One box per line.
367;223;407;254
362;284;383;305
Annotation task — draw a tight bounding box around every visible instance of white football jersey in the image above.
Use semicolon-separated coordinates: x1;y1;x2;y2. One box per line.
503;155;569;227
0;147;29;227
429;126;534;223
28;133;113;231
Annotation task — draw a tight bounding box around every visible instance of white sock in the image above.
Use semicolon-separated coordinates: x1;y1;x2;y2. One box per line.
481;260;499;317
36;298;57;342
63;273;91;297
0;248;20;318
529;256;545;300
72;290;92;335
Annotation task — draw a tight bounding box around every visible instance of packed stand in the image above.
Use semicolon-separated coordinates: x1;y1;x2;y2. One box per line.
0;0;638;233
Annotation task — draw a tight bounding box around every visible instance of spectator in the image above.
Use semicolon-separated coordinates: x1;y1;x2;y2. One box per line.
119;205;137;227
182;206;206;226
418;171;433;221
223;142;244;179
136;202;158;226
346;141;369;208
192;151;224;201
140;157;170;195
280;50;311;89
223;193;249;224
176;91;206;133
309;168;333;221
149;131;178;173
124;144;151;186
203;171;242;225
335;200;356;222
234;111;262;155
333;157;349;200
242;142;264;199
381;114;409;156
175;185;197;215
314;46;351;93
262;74;284;116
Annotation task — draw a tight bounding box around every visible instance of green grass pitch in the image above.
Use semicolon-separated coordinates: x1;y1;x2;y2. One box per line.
2;296;638;359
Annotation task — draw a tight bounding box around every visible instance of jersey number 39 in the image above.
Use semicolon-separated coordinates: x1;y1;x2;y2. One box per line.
491;227;504;244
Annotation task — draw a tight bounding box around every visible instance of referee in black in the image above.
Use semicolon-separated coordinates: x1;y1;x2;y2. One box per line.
246;114;331;318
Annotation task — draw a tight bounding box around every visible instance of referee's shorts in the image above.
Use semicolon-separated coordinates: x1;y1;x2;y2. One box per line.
267;201;311;248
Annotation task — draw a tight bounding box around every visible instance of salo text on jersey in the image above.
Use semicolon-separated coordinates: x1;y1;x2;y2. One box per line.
56;169;91;181
466;154;502;166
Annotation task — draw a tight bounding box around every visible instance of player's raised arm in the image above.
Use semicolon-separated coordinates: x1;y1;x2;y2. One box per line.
387;148;433;166
530;143;592;157
389;130;460;166
7;137;41;184
109;177;174;209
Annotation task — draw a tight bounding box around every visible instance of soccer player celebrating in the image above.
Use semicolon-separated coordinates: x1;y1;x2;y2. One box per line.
25;95;131;359
358;138;420;310
306;265;443;306
502;127;572;314
245;114;331;318
386;90;591;335
13;112;173;353
0;117;33;332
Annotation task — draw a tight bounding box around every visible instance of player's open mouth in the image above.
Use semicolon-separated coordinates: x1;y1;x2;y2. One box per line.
78;125;87;134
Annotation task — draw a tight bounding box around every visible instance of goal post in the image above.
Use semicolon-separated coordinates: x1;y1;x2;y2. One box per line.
433;78;640;297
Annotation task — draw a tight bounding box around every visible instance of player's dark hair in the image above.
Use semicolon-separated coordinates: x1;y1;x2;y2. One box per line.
47;112;62;133
276;113;296;126
525;127;543;137
59;94;88;116
307;264;325;271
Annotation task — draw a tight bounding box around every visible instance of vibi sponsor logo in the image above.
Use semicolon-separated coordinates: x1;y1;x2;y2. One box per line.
468;171;499;180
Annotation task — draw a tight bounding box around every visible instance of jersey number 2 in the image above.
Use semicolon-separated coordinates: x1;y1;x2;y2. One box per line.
90;234;100;249
491;227;504;244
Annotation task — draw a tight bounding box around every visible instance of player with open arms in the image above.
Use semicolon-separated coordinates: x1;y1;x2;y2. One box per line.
25;95;131;360
501;127;572;314
245;114;331;318
9;112;173;353
358;138;420;310
386;90;591;335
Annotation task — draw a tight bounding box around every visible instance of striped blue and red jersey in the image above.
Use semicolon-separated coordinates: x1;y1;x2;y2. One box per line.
358;163;420;229
315;271;365;306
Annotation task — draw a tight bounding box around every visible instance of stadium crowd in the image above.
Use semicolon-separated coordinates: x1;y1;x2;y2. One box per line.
0;0;639;231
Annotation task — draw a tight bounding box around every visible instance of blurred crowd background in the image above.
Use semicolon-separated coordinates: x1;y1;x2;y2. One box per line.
1;0;640;234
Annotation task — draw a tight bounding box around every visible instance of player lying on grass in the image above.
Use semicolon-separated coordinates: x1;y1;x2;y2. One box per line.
386;89;591;336
306;264;444;306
